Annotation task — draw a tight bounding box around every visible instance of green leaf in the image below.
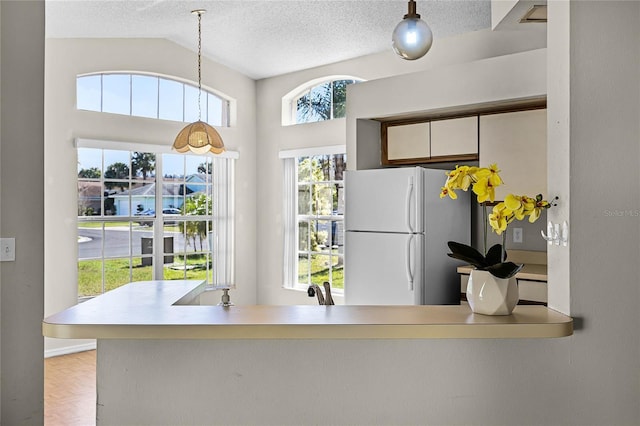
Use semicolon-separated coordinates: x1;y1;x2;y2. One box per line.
486;262;523;279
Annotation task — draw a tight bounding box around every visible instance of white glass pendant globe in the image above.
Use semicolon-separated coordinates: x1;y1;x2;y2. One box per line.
392;17;433;60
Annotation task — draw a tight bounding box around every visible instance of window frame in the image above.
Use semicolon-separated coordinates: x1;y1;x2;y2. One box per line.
76;138;237;300
280;146;346;294
76;72;230;127
281;76;364;126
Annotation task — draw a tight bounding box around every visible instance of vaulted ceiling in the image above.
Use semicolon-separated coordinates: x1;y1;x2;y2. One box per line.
45;0;492;80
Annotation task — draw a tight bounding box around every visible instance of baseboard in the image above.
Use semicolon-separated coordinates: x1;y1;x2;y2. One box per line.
44;341;97;358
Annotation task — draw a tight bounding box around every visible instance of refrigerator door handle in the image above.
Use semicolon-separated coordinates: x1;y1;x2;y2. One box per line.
405;176;414;233
406;234;414;291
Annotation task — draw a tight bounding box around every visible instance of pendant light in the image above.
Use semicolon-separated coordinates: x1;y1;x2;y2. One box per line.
173;10;225;155
391;0;433;60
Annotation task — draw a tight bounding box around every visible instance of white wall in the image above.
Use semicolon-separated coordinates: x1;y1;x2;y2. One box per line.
256;28;546;305
98;5;640;423
1;1;45;423
44;38;257;353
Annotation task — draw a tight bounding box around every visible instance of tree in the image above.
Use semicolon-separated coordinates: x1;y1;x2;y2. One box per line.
132;152;156;180
78;167;101;179
197;161;212;175
104;162;130;191
296;79;357;123
183;193;211;252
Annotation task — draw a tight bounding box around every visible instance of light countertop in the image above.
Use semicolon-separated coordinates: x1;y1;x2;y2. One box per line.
43;280;572;340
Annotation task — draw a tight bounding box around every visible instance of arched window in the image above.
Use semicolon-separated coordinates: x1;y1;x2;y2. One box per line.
283;76;364;125
76;73;230;127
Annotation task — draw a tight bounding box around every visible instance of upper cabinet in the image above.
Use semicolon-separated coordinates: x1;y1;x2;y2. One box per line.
384;122;430;163
430;116;478;158
382;116;478;165
479;108;547;201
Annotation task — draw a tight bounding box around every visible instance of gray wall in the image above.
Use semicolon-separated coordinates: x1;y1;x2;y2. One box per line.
0;1;45;424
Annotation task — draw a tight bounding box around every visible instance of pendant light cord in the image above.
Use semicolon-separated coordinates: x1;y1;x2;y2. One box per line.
197;11;203;121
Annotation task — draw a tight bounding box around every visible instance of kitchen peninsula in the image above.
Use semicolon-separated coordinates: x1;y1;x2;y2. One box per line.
43;280;572;424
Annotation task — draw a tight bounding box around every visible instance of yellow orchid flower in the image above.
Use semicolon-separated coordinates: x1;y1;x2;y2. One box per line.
445;165;474;191
489;203;509;235
439;186;457;200
472;177;496;203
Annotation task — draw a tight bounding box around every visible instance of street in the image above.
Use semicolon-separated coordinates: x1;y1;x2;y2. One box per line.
78;226;190;259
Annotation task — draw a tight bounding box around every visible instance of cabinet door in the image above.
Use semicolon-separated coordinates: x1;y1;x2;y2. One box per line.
430;116;478;158
479;109;547;201
384;122;430;163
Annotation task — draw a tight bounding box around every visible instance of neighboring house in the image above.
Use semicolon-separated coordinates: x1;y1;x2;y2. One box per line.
112;174;209;216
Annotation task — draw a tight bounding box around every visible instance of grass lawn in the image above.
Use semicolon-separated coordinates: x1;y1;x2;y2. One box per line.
78;256;211;297
298;252;344;290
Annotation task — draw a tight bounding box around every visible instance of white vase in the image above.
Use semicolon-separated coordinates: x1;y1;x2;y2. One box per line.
467;269;519;315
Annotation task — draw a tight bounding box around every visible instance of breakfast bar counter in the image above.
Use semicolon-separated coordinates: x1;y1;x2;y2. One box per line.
43;280;573;340
43;280;573;425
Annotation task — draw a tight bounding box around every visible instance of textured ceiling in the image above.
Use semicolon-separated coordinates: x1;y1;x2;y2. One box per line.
45;0;492;80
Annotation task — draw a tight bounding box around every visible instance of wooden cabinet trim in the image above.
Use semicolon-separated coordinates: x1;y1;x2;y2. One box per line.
380;103;545;166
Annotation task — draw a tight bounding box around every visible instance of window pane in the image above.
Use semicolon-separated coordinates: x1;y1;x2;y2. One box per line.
333;154;346;181
207;93;223;126
158;78;184;122
162;154;185;179
184;220;209;253
133;225;154;256
132;257;153;281
310;254;330;286
78;223;102;261
297;157;313;182
185;156;208;177
78;148;102;178
104;221;131;258
332;80;350;119
104;150;130;177
296;93;310;124
104;182;129;216
298;221;309;252
104;258;132;292
185;253;209;280
131;75;158;119
77;75;102;111
102;74;131;115
331;254;344;290
312;184;333;215
78;182;101;216
162;183;184;213
184;84;206;123
298;254;309;284
78;259;103;298
312;220;329;250
298;185;311;215
131;152;156;181
314;155;331;181
308;83;331;121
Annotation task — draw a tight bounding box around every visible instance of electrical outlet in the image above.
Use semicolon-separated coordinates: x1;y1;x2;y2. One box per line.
0;238;16;261
513;228;523;244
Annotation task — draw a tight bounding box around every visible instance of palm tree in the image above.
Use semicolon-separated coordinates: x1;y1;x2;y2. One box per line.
132;152;156;180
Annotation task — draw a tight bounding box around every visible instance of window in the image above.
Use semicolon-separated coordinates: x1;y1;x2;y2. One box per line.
281;147;346;291
77;73;229;127
77;141;235;299
283;77;363;125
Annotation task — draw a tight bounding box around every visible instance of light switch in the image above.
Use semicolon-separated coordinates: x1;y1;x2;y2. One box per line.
0;238;16;262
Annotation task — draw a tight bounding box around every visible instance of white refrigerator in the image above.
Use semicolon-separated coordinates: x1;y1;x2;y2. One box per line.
344;167;470;305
